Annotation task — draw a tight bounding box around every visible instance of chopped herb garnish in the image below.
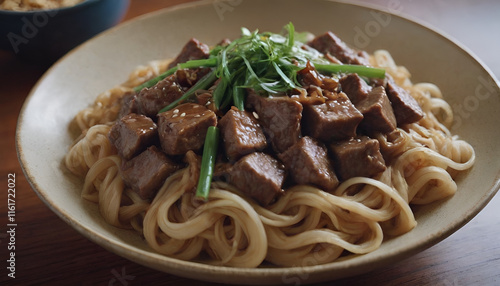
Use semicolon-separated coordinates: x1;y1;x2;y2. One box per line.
195;126;220;200
134;22;386;113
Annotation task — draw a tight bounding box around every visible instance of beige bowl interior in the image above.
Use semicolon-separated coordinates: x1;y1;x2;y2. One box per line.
16;0;500;284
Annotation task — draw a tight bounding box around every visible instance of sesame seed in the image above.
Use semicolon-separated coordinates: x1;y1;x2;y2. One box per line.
180;112;186;117
173;109;179;114
253;112;259;119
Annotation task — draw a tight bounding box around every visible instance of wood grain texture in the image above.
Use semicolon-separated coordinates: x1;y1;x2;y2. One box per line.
1;1;499;285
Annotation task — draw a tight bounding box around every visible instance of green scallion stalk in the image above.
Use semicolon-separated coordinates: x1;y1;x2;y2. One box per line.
133;58;217;92
232;78;245;111
158;70;217;113
195;126;220;200
272;61;297;89
218;87;234;110
139;23;386;115
213;76;229;109
314;63;386;79
286;22;294;48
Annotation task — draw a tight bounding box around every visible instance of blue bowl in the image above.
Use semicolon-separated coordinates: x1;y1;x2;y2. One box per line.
0;0;130;64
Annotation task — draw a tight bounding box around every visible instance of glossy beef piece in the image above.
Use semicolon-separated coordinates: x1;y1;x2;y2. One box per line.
369;76;388;88
175;67;211;88
121;146;179;199
118;91;138;118
356;86;397;134
226;152;285;206
308;32;369;65
246;92;303;153
278;136;339;192
302;92;363;142
219;107;267;161
108;113;158;160
167;38;210;69
157;103;217;155
385;79;424;125
135;74;185;118
329;136;386;181
339;73;372;105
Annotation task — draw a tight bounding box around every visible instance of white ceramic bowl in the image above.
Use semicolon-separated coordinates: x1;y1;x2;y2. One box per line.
16;0;500;284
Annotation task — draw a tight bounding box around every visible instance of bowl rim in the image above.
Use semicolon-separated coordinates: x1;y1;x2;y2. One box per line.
15;0;500;284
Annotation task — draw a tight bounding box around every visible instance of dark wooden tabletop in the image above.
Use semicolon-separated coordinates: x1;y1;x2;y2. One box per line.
1;0;499;285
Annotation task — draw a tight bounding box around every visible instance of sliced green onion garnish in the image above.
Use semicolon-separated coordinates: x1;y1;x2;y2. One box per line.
140;23;386;114
232;78;245;111
158;70;217;113
134;57;217;92
213;77;229;109
195;126;220;200
314;63;386;79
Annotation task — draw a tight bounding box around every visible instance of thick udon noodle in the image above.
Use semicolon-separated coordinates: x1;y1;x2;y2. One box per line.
64;50;475;267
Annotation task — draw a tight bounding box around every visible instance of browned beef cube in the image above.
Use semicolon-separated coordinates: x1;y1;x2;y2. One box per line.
386;79;424;125
329;136;386;181
157;103;217;155
356;86;397;134
226;152;285;205
339;73;372;104
219;107;267;161
121;146;180;199
246;92;303;153
369;76;388;88
303;92;363;142
167;38;210;69
175;67;211;88
108;113;158;160
118;91;138;118
135;74;185;118
278;136;339;192
308;32;369;65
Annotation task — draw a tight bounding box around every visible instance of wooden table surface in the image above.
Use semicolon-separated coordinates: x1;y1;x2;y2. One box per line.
1;0;499;285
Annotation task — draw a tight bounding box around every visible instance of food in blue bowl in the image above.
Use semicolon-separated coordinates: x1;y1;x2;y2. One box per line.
0;0;130;64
